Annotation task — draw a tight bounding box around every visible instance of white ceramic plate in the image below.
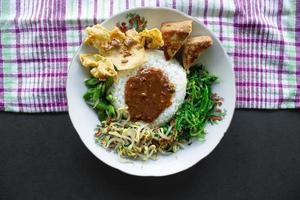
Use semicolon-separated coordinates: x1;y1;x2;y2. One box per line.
67;7;236;176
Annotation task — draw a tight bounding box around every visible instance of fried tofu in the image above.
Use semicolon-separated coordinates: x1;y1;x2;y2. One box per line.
183;36;213;70
161;20;192;60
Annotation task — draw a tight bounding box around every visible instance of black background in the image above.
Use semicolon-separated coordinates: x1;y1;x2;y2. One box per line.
0;110;299;200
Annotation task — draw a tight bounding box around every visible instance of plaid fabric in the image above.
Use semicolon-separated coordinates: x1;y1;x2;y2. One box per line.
0;0;299;112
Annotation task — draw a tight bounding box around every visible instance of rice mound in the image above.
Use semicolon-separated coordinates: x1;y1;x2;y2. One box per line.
112;50;187;125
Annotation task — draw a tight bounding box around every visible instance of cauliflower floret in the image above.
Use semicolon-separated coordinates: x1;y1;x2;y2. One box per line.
80;54;117;80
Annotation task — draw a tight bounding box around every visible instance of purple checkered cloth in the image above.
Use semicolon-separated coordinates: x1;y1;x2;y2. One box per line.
0;0;299;112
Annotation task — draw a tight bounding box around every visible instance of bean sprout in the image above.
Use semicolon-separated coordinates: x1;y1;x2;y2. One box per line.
95;108;184;160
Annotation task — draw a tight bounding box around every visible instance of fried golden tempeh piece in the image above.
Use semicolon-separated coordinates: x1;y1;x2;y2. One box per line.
161;20;192;60
183;36;213;70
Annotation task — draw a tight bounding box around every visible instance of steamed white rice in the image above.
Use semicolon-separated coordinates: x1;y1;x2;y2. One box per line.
112;50;187;125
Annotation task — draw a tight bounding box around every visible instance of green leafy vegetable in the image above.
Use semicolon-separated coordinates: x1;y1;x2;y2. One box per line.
174;65;225;141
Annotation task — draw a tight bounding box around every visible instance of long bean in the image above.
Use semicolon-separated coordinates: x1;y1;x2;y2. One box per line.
83;77;116;121
84;77;100;87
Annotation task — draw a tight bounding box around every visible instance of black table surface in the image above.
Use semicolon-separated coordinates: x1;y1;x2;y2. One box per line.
0;110;299;200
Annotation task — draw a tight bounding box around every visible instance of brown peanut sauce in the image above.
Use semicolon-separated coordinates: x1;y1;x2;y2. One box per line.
125;67;175;123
